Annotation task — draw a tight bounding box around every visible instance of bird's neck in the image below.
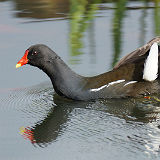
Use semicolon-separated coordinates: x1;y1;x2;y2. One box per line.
40;57;84;99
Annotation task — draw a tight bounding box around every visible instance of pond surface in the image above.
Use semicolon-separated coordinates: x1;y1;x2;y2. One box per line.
1;0;160;160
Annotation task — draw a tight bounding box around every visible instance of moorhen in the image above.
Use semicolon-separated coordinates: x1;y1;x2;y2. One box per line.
16;37;160;100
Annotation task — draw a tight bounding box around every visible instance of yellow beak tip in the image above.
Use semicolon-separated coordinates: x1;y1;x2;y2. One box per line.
16;63;21;68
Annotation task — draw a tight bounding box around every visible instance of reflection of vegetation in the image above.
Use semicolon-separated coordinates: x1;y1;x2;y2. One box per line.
12;0;70;19
139;0;148;46
2;0;160;65
69;0;100;63
111;0;127;67
154;0;160;35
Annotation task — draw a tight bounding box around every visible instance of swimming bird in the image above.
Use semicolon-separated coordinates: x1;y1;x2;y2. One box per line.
16;37;160;100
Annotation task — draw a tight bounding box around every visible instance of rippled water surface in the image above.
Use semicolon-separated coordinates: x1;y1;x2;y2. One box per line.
1;0;160;160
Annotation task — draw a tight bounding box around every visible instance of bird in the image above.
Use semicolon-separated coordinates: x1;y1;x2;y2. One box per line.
16;37;160;101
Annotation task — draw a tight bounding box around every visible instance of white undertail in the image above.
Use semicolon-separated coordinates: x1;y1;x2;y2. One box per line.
143;42;158;81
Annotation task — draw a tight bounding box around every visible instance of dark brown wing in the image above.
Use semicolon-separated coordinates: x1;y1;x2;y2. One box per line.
114;36;160;69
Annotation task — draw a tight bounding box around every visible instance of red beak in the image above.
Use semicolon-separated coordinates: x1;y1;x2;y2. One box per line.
16;50;29;68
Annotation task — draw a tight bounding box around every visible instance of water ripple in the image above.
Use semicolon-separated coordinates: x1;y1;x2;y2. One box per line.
0;82;55;125
1;83;160;159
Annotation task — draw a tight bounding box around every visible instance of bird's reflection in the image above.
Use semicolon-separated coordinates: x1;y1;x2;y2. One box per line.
20;92;160;147
20;94;90;147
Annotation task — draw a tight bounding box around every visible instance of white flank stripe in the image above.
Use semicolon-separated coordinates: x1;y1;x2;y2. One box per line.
90;80;125;92
107;79;125;87
124;81;137;86
143;42;158;81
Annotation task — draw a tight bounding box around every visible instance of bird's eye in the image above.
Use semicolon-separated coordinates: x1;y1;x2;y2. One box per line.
32;51;38;56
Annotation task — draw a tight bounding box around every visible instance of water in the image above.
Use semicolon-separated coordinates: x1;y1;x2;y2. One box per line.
1;0;160;159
